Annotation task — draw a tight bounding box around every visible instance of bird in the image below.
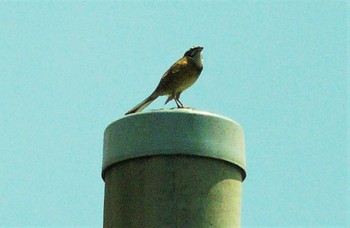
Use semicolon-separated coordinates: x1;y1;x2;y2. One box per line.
125;46;204;115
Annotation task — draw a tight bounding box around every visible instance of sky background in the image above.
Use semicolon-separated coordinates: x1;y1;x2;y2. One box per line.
0;1;348;227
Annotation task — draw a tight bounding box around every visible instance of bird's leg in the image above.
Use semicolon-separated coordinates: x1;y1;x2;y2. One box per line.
175;92;184;108
175;98;183;108
174;99;182;108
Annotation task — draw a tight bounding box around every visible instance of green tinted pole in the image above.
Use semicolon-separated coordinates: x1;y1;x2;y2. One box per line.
102;109;246;227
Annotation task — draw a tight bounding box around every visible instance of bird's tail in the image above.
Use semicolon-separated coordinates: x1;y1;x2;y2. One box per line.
125;92;158;115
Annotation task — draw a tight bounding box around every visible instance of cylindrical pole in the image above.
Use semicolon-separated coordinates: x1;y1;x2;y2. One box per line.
102;109;246;227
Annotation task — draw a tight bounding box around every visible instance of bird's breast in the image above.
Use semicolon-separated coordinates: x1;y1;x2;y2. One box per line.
172;61;202;92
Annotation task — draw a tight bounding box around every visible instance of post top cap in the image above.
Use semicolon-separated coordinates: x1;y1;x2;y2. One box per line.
103;109;246;180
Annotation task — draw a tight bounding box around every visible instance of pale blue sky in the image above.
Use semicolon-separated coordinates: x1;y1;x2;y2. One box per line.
0;1;348;227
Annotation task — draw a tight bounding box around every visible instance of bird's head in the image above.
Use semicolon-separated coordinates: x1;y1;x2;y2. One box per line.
184;46;204;67
184;46;204;58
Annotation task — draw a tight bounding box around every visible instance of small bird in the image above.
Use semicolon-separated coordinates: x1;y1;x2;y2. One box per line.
125;46;204;115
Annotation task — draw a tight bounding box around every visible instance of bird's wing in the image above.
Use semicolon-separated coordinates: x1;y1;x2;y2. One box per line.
161;57;188;79
154;57;188;94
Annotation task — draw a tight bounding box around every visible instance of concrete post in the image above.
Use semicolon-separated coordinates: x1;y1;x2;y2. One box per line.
102;109;246;228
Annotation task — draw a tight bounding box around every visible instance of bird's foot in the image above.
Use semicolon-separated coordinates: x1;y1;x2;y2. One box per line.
177;106;192;109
